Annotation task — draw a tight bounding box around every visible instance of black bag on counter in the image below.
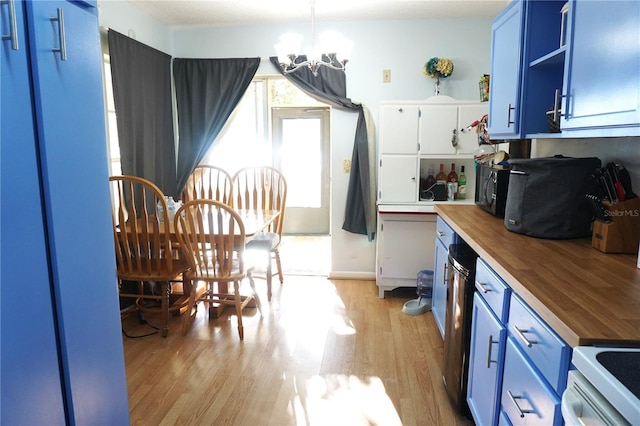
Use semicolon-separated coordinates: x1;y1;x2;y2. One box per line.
504;155;601;239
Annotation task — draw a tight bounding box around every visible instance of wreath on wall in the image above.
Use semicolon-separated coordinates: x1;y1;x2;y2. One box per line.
423;57;454;79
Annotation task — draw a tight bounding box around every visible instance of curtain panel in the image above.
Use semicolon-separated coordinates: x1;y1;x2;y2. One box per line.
269;57;376;241
173;58;260;194
107;29;177;196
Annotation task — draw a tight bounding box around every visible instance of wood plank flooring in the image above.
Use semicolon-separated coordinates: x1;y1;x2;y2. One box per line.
121;276;472;425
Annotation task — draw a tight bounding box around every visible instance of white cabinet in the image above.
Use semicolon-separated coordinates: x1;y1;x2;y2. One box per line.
379;105;419;155
378;156;418;204
378;97;486;206
376;98;484;298
420;103;488;156
376;213;436;298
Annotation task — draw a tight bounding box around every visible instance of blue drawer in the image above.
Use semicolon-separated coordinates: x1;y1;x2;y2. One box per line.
436;216;458;248
501;338;562;426
508;293;571;394
475;258;510;322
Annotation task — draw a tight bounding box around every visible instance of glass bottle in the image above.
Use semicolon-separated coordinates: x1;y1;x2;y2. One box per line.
447;163;458;200
425;166;436;190
435;163;447;183
457;165;467;200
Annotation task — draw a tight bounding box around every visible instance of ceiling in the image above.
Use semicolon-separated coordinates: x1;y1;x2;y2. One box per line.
128;0;510;28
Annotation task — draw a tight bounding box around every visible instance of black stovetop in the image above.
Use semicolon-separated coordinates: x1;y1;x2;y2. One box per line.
597;351;640;400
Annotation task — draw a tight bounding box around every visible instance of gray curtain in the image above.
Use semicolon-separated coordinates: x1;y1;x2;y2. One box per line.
108;30;177;196
269;56;374;241
173;58;260;194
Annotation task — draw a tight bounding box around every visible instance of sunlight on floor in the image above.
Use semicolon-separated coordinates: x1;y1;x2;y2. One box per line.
302;374;402;426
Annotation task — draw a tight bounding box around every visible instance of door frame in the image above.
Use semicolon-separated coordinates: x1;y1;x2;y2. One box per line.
271;106;330;235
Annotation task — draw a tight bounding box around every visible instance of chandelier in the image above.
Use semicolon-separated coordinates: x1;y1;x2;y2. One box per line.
274;0;352;76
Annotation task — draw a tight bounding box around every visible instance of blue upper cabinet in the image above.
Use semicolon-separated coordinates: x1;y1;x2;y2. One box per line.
487;0;524;139
489;0;639;139
561;0;640;136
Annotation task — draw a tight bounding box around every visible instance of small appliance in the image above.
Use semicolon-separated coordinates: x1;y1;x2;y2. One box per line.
474;164;510;217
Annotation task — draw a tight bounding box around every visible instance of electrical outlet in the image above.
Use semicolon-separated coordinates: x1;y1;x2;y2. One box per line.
343;159;352;173
383;69;391;83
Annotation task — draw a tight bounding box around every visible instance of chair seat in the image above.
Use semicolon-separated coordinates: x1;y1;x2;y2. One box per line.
246;232;280;250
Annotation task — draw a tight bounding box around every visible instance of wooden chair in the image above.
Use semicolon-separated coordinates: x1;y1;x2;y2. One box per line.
109;175;191;337
181;165;232;204
175;200;261;339
231;166;287;301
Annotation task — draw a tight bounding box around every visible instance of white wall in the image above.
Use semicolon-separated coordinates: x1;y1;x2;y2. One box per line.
97;0;496;279
532;136;640;196
98;0;174;53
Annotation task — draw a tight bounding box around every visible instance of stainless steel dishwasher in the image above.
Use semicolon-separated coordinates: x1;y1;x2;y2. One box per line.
442;243;477;416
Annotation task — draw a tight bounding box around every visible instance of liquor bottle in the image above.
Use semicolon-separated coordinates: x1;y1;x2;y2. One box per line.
447;163;459;200
457;165;467;199
435;163;447;183
425;166;436;190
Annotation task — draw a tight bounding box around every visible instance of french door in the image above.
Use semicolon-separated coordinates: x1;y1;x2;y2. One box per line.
272;107;330;234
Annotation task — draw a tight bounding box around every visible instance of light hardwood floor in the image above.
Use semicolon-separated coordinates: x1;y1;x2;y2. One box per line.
122;275;472;425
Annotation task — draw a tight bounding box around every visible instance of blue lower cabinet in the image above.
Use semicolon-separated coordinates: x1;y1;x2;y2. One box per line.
467;293;507;426
500;338;562;425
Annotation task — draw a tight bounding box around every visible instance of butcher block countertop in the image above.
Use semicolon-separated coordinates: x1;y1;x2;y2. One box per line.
435;204;640;348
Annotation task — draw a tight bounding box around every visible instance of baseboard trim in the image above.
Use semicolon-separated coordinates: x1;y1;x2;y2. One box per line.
328;271;376;280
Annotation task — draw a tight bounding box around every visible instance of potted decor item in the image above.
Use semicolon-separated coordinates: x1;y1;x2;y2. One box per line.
423;57;454;95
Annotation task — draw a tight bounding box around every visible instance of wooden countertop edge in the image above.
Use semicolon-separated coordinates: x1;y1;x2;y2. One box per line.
435;204;640;348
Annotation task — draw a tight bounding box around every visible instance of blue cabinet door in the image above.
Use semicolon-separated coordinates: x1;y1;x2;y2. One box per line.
21;0;129;423
488;0;524;139
432;238;448;338
561;0;640;134
500;338;562;426
1;0;66;423
467;293;506;426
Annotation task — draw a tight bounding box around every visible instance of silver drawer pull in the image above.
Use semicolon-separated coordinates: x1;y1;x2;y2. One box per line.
513;326;538;347
507;390;534;418
1;0;19;50
437;231;445;237
476;281;492;293
486;335;498;368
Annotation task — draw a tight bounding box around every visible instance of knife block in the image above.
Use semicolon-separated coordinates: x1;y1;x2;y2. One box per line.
592;197;640;254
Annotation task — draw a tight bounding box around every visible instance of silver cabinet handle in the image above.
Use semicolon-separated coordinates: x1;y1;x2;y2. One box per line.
1;0;18;50
437;231;445;237
507;390;533;418
451;128;458;147
486;334;498;368
507;103;515;127
476;281;491;293
443;263;448;285
513;326;538;347
50;8;67;61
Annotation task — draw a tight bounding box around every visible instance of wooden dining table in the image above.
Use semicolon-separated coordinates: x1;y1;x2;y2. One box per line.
122;208;280;317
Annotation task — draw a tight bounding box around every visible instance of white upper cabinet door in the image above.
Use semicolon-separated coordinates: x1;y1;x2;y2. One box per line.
457;104;489;155
379;105;420;155
419;105;458;155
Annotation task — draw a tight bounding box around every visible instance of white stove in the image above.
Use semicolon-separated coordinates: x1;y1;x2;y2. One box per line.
562;346;640;425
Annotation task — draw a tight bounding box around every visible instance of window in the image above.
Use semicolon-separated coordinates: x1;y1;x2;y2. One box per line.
199;76;325;175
